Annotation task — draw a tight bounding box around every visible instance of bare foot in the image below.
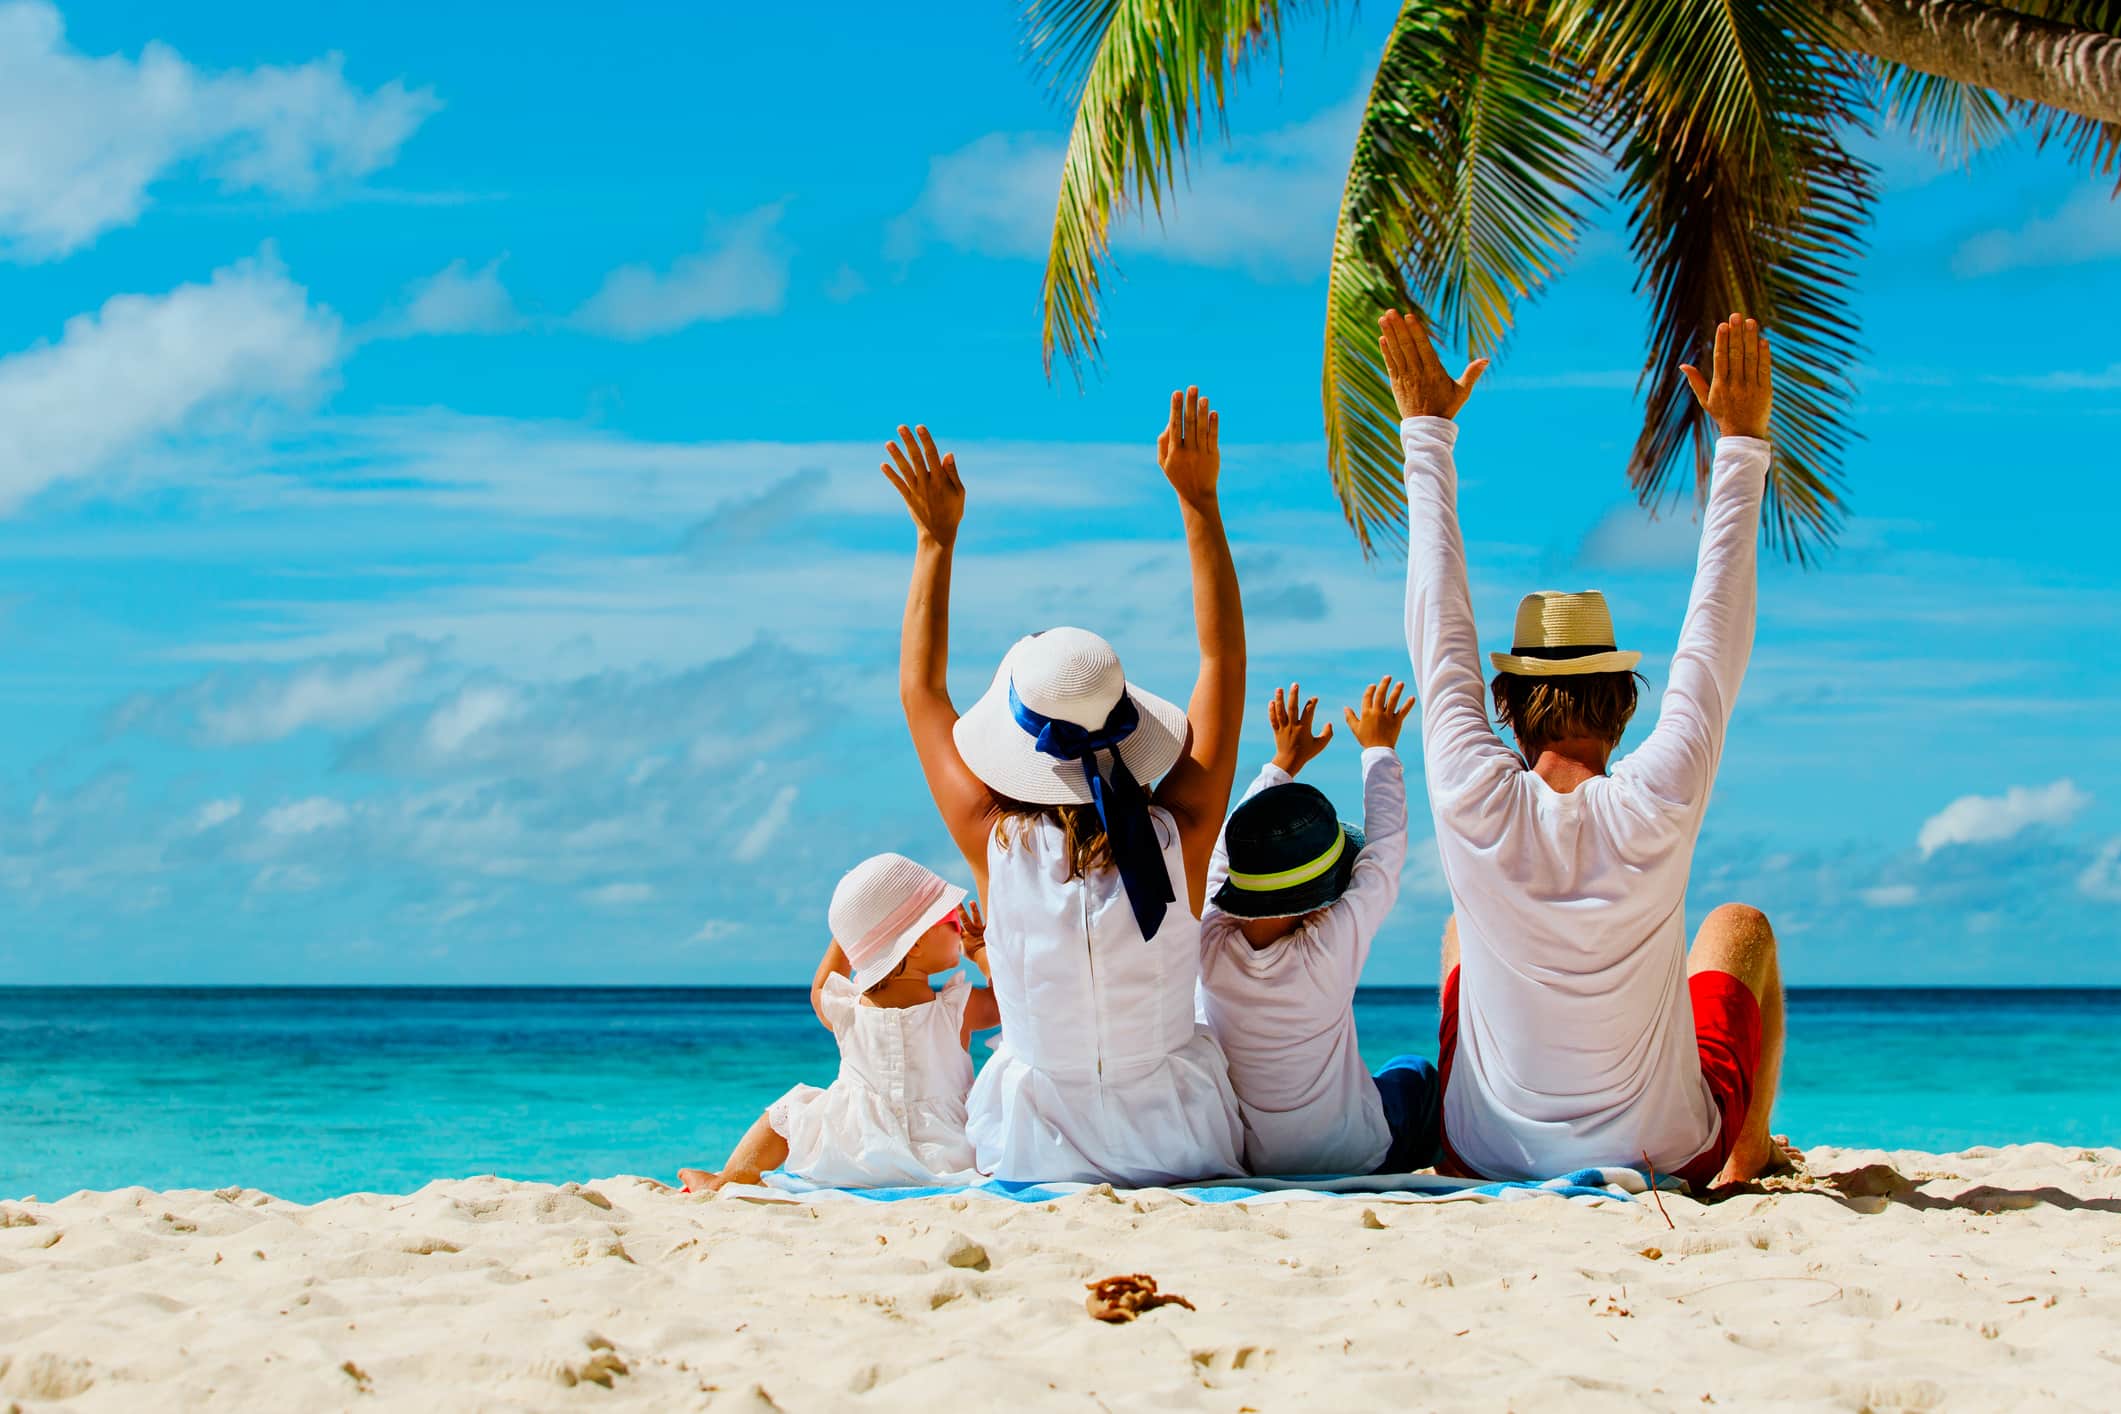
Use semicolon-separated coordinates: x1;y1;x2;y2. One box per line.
676;1168;718;1193
1712;1131;1800;1188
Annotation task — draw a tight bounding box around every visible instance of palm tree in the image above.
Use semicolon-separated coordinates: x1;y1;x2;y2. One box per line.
1025;0;2121;560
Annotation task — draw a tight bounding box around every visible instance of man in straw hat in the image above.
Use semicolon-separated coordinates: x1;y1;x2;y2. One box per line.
1381;308;1791;1190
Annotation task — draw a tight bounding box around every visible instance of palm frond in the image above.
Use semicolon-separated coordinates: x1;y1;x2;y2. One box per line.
1554;0;1872;563
1879;66;2013;162
1321;1;1598;553
1022;0;1323;376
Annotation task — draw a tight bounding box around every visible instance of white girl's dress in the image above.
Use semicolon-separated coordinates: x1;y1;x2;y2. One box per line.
768;974;980;1187
967;808;1244;1185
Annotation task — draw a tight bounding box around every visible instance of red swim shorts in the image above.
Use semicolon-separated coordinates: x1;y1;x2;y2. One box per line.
1435;965;1762;1190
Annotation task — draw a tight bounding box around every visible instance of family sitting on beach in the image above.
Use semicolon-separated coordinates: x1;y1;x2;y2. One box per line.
679;311;1793;1195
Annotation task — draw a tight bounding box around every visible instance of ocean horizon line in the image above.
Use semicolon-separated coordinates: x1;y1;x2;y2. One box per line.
6;982;2119;994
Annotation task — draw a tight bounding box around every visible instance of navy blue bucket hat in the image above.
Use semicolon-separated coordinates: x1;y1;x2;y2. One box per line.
1210;782;1364;920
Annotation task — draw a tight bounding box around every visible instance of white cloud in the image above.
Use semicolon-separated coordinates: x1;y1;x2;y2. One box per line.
400;258;520;335
585;881;655;906
191;798;243;832
734;784;798;863
0;0;437;260
690;919;743;944
889;96;1355;279
199;650;426;745
422;684;522;756
574;205;788;338
886;132;1062;263
1917;779;2091;857
1859;883;1918;908
2078;839;2121;902
0;252;341;512
1954;186;2121;277
261;796;351;836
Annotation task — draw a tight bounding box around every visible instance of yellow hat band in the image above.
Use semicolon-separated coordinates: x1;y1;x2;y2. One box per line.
1225;829;1346;893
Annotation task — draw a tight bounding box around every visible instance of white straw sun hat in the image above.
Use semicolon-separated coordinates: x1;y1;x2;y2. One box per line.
953;628;1188;805
830;853;968;992
1488;590;1644;678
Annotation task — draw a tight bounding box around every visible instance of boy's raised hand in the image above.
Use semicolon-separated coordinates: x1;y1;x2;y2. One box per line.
880;423;964;545
1345;675;1415;750
1680;313;1773;441
1269;681;1333;776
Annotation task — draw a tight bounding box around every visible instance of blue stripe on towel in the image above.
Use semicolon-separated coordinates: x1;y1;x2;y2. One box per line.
742;1166;1679;1206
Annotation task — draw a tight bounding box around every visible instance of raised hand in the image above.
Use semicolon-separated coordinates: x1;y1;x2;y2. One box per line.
880;424;964;545
1344;674;1415;751
1681;313;1773;441
956;898;986;949
1378;310;1489;421
1156;386;1219;509
1268;681;1333;776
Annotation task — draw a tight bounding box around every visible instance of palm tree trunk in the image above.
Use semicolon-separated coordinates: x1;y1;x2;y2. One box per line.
1828;0;2121;127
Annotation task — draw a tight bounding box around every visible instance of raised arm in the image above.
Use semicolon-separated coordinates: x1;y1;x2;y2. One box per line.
808;939;850;1032
1381;312;1518;810
1614;315;1772;814
1309;675;1414;984
1148;387;1246;913
956;900;1002;1046
1203;682;1325;900
882;425;1000;889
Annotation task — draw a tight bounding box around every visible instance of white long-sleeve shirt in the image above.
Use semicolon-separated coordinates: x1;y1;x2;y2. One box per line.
1199;748;1409;1175
1401;416;1768;1181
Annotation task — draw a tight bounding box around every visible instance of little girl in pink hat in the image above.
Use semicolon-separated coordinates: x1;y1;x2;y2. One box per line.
677;853;999;1191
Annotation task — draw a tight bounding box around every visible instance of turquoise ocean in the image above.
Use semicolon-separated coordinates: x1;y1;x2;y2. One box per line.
6;987;2117;1203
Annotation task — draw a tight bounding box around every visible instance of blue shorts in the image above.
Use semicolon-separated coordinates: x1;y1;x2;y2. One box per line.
1371;1054;1443;1174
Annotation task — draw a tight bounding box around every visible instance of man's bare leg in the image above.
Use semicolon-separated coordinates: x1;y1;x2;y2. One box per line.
1687;903;1794;1185
677;1111;789;1192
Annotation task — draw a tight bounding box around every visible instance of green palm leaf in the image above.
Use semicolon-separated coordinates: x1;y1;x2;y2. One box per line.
1323;1;1598;552
1023;0;1322;376
1554;0;1872;562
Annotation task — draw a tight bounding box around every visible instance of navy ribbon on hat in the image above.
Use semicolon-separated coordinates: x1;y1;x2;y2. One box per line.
1009;681;1174;940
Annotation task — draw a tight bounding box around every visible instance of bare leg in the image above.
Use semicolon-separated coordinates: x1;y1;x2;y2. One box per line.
1687;903;1793;1186
677;1112;789;1192
1440;914;1460;989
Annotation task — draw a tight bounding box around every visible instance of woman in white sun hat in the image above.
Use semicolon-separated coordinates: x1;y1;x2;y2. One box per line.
676;853;999;1192
879;389;1246;1186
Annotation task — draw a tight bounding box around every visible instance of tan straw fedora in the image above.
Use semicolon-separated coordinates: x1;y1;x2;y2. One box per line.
1489;590;1644;677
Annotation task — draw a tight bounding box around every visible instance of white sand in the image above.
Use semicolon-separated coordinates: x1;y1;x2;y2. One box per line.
3;1144;2117;1412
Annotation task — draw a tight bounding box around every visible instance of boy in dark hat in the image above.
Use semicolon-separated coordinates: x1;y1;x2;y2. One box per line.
1200;676;1442;1176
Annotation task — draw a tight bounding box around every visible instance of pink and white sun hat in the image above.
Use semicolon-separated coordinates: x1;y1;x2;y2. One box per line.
830;853;968;992
952;627;1188;805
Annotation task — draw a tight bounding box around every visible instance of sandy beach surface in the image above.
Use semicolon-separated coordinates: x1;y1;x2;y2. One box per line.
3;1144;2116;1412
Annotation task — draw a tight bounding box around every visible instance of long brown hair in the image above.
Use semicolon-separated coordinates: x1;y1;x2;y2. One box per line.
991;798;1111;880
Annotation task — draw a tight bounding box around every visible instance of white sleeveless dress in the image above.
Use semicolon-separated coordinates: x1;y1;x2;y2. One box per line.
767;974;980;1187
967;808;1244;1185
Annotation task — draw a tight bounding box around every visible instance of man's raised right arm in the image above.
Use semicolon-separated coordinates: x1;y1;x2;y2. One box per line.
1380;311;1519;801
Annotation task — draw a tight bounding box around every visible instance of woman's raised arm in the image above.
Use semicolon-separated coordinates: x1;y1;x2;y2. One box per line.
882;424;999;891
1149;387;1246;913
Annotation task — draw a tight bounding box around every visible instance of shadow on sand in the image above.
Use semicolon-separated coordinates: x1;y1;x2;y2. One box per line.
1729;1160;2121;1215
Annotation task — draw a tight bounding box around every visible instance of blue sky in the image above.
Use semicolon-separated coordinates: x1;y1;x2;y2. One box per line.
1;0;2116;984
